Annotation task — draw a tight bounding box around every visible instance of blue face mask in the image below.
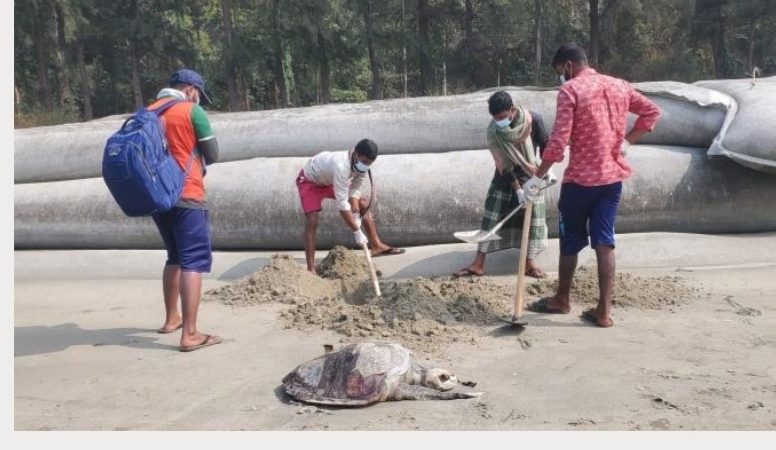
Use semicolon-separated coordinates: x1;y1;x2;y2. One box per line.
494;117;511;129
354;159;370;173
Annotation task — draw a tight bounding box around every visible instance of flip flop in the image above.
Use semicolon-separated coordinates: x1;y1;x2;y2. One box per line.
527;297;570;314
156;324;182;334
580;308;614;328
179;334;223;352
371;247;406;257
525;267;547;279
452;267;484;278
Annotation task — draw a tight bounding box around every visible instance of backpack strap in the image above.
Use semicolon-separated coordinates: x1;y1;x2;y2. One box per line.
152;98;205;178
149;98;183;116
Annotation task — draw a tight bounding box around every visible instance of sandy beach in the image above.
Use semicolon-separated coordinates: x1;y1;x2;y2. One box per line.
14;232;776;430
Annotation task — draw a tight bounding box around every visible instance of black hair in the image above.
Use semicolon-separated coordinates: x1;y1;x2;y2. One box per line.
355;138;379;160
487;91;513;116
552;43;588;67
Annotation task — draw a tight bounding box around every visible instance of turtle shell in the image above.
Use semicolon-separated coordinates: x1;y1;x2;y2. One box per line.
282;342;413;406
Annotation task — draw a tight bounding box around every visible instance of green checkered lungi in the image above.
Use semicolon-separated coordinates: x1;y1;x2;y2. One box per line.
477;174;548;258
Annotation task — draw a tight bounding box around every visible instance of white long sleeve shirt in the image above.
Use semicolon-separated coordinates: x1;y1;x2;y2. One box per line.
302;150;365;211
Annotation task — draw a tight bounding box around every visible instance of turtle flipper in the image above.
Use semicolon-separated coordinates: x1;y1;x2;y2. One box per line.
392;383;483;401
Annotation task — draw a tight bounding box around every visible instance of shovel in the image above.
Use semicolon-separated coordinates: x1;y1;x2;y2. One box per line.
453;202;525;244
361;242;381;297
504;199;534;327
454;179;556;245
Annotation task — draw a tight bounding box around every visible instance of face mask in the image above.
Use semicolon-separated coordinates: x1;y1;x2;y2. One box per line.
354;159;370;173
494;117;511;129
558;64;571;85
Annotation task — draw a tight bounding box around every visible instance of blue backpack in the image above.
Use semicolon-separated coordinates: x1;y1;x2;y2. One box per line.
102;99;197;217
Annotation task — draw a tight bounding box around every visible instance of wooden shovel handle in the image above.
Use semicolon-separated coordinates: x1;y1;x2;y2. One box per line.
361;242;381;297
513;201;533;321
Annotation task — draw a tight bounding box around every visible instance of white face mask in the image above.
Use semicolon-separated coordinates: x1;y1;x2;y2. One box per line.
494;116;511;129
558;64;571;85
353;159;370;173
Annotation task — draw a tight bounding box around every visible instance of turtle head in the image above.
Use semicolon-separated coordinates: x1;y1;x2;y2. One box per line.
423;368;458;391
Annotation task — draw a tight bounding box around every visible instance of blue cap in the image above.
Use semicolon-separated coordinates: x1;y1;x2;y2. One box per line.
168;68;212;105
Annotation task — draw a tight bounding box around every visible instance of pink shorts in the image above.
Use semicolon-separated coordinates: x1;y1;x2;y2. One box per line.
296;169;335;214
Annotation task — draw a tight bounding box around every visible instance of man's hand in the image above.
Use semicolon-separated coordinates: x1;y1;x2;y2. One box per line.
514;188;526;205
522;176;542;197
354;230;368;246
543;168;558;185
352;212;362;230
620;140;630;156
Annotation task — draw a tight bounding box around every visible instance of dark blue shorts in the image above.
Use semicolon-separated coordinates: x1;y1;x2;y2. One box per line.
152;207;212;273
558;182;622;256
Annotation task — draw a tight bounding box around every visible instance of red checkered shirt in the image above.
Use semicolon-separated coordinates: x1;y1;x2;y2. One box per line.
542;67;661;186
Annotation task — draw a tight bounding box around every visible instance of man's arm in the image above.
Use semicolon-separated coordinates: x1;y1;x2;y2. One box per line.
191;105;219;164
535;88;576;179
198;137;219;164
625;87;661;145
530;111;550;154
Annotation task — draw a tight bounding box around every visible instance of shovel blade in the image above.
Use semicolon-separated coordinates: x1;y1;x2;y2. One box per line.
453;230;503;244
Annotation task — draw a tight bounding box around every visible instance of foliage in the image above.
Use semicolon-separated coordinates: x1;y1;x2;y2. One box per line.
13;0;776;127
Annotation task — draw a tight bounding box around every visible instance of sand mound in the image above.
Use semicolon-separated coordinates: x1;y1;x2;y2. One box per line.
203;254;337;305
525;266;701;311
207;248;702;355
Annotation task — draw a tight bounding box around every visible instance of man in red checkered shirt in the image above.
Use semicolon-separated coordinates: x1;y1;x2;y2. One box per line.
524;43;661;328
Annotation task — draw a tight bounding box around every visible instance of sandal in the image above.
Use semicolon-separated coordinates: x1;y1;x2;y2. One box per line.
453;267;484;278
580;308;614;328
371;247;406;257
527;297;570;314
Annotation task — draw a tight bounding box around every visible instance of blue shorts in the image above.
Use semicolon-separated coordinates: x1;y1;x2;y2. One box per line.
558;182;622;256
152;207;212;273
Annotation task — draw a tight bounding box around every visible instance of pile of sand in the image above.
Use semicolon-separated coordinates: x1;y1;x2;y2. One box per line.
207;247;701;355
525;266;701;311
203;254;337;305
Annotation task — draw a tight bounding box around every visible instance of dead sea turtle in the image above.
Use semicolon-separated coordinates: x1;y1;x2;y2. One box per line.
282;342;483;406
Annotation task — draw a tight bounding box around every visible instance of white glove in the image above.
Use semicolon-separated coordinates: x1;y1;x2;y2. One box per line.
352;212;362;230
354;229;368;245
514;188;526;205
620;140;630;156
522;176;542;197
543;168;558;185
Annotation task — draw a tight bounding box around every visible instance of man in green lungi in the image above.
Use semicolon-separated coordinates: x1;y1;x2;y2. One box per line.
454;91;550;278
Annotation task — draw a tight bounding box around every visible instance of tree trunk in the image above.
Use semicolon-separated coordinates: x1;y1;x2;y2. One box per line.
401;0;408;97
318;27;331;104
589;0;599;66
34;0;54;112
77;40;93;120
221;0;240;111
128;0;143;109
271;0;288;108
363;0;382;100
442;61;447;95
463;0;474;61
53;2;71;108
534;0;543;84
747;19;756;74
417;0;432;96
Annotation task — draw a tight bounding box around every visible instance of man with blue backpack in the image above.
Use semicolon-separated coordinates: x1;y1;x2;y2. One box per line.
146;69;222;352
